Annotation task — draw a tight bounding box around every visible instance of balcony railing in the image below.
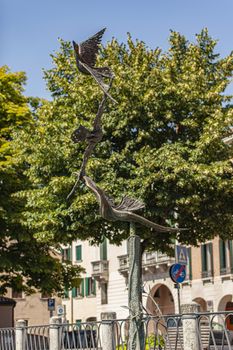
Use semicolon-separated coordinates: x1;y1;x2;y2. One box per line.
118;251;175;277
220;266;233;276
143;251;175;274
117;255;129;277
201;270;213;279
91;260;109;282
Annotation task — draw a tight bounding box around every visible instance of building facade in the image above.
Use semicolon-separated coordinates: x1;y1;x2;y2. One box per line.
62;236;233;328
3;290;62;326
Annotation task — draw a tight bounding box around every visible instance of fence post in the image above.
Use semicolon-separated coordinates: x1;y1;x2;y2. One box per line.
181;302;200;350
16;320;26;350
101;312;116;350
50;316;62;350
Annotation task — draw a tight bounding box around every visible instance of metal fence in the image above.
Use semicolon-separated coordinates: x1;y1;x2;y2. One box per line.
0;312;233;350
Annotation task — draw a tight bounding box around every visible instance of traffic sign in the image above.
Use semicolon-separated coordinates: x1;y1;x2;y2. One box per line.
169;263;186;283
176;245;188;265
47;298;55;311
57;305;64;316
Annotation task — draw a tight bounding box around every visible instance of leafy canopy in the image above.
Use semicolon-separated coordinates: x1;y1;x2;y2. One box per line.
16;29;233;255
0;66;83;294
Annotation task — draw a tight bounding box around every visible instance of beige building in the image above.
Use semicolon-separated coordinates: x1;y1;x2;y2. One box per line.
1;290;62;326
62;236;233;330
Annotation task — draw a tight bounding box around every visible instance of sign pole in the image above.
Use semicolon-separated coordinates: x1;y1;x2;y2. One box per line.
175;283;181;314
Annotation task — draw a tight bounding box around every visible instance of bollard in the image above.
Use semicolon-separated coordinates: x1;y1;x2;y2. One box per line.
181;303;200;350
15;320;26;350
101;312;116;350
49;316;62;350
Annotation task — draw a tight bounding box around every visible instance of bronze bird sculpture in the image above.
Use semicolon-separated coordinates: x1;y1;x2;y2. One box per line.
73;28;116;103
84;176;186;233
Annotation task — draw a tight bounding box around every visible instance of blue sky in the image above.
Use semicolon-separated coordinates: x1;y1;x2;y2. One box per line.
1;0;233;99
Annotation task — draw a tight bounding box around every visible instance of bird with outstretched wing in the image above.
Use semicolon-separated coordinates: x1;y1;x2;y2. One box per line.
73;28;116;103
84;176;187;233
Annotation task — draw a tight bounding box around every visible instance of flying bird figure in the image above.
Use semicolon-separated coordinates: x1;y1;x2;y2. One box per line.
73;28;116;103
84;176;187;233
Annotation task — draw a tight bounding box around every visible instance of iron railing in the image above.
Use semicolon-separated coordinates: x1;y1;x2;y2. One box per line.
0;312;233;349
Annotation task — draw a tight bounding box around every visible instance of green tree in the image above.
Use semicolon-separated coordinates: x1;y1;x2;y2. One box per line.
0;66;83;295
16;29;233;256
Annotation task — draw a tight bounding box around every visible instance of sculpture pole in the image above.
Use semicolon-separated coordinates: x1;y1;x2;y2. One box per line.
128;223;144;350
69;28;186;350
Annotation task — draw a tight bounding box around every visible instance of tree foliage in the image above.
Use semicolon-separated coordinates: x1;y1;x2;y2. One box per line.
0;66;83;294
16;29;233;256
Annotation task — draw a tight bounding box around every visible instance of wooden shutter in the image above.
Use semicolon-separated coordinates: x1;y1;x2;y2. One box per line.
81;279;85;297
93;279;96;296
76;245;82;261
67;247;71;261
64;288;69;299
188;247;192;280
100;237;107;260
85;277;89;296
72;287;77;298
201;245;207;272
219;240;226;270
229;241;233;271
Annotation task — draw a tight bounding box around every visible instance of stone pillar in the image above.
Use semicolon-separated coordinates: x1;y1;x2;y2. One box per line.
15;320;26;350
49;316;62;350
101;312;116;350
181;303;200;350
128;223;144;350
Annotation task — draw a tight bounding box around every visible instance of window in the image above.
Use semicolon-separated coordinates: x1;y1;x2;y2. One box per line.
75;245;82;261
62;247;71;261
12;290;23;299
85;277;96;296
219;240;227;273
201;243;213;278
72;279;84;298
100;237;107;260
219;240;233;275
101;283;108;304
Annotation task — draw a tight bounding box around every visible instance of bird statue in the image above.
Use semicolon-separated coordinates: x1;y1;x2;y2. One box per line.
73;28;116;103
84;176;187;233
71;125;103;144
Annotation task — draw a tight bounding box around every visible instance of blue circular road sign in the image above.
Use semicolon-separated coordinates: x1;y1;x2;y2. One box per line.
169;263;186;283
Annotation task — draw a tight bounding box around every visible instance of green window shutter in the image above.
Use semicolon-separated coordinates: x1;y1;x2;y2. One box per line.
100;238;107;260
229;241;233;270
67;247;71;261
85;277;89;296
64;288;69;299
76;245;82;261
219;240;226;270
93;279;96;296
188;247;192;280
72;287;77;298
81;279;85;297
201;245;207;272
